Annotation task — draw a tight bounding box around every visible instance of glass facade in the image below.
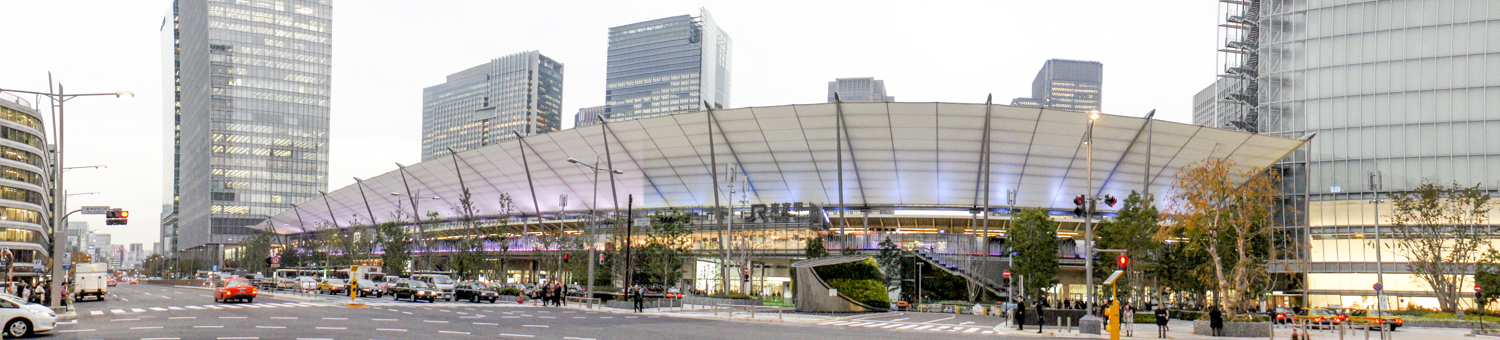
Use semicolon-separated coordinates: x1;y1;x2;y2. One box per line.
1256;0;1500;308
164;0;332;252
0;95;56;269
826;77;894;103
605;8;731;120
1009;59;1103;111
421;51;563;161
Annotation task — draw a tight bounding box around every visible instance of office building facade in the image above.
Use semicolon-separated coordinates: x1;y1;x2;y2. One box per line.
827;77;894;102
1009;59;1102;111
1192;78;1242;128
421;51;563;161
1243;0;1500;310
0;95;52;277
605;8;732;120
574;105;605;128
161;0;333;254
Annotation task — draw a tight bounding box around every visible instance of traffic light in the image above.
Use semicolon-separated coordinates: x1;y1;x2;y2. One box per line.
1117;254;1129;270
1104;194;1118;207
562;253;570;263
1073;195;1087;217
106;208;129;225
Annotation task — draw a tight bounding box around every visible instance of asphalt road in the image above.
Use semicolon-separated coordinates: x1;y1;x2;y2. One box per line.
45;284;1047;340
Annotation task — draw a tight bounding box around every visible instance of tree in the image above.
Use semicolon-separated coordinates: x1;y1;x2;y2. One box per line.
638;210;693;289
483;194;520;283
1475;249;1500;314
1093;191;1161;302
1388;181;1497;312
804;235;829;259
875;236;903;288
238;229;276;275
375;220;411;277
1010;208;1059;300
449;187;484;280
1163;157;1280;318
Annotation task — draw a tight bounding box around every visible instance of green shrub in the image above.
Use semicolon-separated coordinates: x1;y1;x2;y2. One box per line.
707;293;755;300
1134;314;1157;324
813;258;884;281
497;287;522;296
825;278;889;308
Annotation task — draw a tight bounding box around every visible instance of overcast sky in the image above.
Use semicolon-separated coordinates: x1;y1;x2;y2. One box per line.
0;0;1218;247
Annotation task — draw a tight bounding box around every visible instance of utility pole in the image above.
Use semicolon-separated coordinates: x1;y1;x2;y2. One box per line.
1370;171;1385;313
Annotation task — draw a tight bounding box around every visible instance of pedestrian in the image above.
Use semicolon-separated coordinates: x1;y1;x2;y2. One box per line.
1014;298;1027;331
634;285;646;312
1154;305;1169;338
1035;300;1045;333
559;283;567;306
1209;305;1224;337
35;285;44;305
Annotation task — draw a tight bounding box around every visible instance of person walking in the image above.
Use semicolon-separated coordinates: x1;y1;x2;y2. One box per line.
558;283;567;306
1154;305;1169;338
1208;305;1224;337
632;285;645;313
1014;298;1027;331
1035;300;1045;333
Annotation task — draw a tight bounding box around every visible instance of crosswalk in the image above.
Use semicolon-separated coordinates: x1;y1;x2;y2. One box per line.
358;301;527;308
816;320;993;334
88;302;324;316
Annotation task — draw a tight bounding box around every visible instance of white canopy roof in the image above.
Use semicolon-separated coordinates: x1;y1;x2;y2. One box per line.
260;102;1306;234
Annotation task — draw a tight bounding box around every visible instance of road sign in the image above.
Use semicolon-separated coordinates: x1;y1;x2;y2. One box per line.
213;265;219;271
1477;285;1482;292
81;206;110;215
1373;283;1383;291
633;218;650;226
1004;270;1011;278
62;265;69;271
271;256;281;267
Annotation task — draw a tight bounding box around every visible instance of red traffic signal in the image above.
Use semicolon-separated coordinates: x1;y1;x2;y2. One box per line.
1104;195;1118;207
1073;195;1086;206
1117;255;1129;269
106;208;129;225
562;253;570;263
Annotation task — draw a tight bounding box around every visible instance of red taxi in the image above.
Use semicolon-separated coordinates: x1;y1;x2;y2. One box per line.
214;278;257;303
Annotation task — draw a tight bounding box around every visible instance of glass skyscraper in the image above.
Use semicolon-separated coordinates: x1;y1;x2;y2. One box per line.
605;8;732;120
161;0;332;254
1243;0;1500;310
421;51;563;161
827;77;894;103
1009;59;1103;111
574;105;605;128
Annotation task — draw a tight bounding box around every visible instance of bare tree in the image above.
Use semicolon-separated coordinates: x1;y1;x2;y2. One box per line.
1163;156;1280;318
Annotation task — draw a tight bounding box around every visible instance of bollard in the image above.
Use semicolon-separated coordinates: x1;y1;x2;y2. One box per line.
1339;320;1345;340
1059;317;1065;333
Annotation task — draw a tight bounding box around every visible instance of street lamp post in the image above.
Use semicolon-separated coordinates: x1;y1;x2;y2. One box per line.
0;83;131;311
1083;110;1102;327
567;156;623;308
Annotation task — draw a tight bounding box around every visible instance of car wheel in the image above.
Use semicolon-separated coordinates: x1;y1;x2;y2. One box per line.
471;296;478;303
6;318;30;338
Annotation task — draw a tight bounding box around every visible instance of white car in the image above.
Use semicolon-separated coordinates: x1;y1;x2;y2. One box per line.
0;293;55;337
297;277;319;291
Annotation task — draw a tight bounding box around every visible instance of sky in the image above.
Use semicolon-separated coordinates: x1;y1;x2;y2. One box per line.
0;0;1219;247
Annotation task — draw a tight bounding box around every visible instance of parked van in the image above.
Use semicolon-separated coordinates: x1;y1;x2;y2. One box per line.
74;263;109;301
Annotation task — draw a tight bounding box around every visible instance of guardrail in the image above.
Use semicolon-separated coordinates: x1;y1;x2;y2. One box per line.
712;303;787;320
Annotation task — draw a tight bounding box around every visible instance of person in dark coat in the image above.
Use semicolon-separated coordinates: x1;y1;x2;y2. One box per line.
1015;298;1027;331
1035;301;1045;333
1208;305;1224;336
1154;305;1169;338
632;285;645;312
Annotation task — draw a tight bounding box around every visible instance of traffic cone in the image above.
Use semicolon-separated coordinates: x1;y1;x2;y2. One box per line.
1290;328;1299;340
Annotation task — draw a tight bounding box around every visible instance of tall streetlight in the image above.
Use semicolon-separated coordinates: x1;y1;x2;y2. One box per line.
390;191;441;271
1083;110;1101;323
567;156;623;307
0;83;131;311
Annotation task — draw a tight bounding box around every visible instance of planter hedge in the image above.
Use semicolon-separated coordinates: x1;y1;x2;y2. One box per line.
813;258;889;308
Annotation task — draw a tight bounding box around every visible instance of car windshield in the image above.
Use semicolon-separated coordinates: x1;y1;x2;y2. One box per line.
409;281;429;289
225;280;251;287
326;279;345;285
1310;309;1336;315
430;276;452;284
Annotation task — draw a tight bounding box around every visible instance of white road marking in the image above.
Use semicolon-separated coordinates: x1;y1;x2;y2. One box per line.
523;325;548;328
321;317;347;320
220;316;248;319
194;326;224;328
168;316;196;320
110;309;126;314
882;324;903;328
913;325;934;330
373;318;398;321
256;325;286;329
439;331;470;335
111;318;140;322
474;322;498;325
186;305;206;310
161;296;172;299
401;311;413;314
376;328;407;332
89;311;103;316
120;297;130;301
270;317;298;320
499;334;534;338
205;305;223;309
149;307;167;311
890;318;910;322
130;326;164;330
141;338;179;340
168;306;185;310
562;337;595;340
597;316;611;319
297;338;335;340
863;322;889;327
315;326;346;330
922;315;957;323
965;328;981;333
573;317;586;319
502;316;521;318
217;337;258;339
983;330;995;334
58;329;95;333
223;305;242;309
930;326;949;331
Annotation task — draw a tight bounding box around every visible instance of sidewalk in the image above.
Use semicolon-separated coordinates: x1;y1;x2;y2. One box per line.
987;319;1469;340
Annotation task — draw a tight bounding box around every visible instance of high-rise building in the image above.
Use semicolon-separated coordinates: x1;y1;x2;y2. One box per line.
827;77;894;103
1009;59;1102;111
1192;78;1241;128
0;94;52;278
1231;0;1500;310
128;243;144;269
67;222;89;255
574;106;605;128
152;242;161;257
91;233;111;263
421;51;563;160
161;0;333;255
605;8;732;120
109;245;124;268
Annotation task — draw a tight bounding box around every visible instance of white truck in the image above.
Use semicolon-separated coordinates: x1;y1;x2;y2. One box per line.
74;263;109;301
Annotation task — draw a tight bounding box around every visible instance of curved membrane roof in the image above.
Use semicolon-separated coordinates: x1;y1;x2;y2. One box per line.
261;102;1306;234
